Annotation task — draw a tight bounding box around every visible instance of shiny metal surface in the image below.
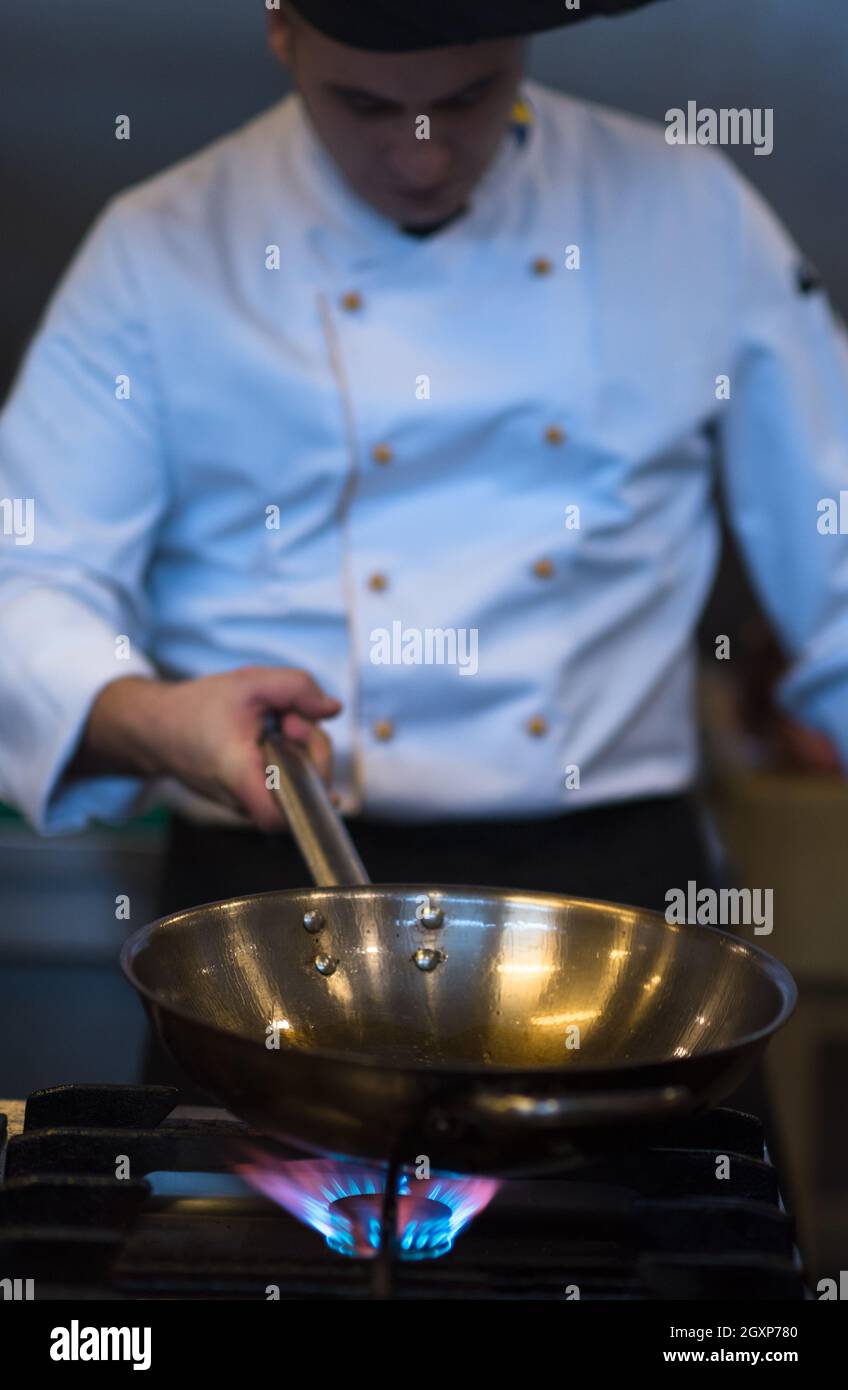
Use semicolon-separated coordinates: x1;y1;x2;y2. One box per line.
122;884;797;1174
261;723;370;887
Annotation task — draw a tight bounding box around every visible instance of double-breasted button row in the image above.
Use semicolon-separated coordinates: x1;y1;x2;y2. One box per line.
366;560;556;591
371;716;549;741
347;250;558;299
346;251;560;306
343;261;559;754
367;427;564;468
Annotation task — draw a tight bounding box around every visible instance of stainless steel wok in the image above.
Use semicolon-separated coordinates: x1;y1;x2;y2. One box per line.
121;728;797;1175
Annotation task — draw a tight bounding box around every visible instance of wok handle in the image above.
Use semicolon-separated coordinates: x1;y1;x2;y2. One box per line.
459;1083;694;1129
260;715;371;889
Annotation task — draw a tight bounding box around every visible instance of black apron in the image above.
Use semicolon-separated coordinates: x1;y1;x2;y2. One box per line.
154;792;716;916
142;793;772;1137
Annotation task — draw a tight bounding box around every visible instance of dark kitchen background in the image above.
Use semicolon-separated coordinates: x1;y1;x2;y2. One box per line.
1;0;846;1280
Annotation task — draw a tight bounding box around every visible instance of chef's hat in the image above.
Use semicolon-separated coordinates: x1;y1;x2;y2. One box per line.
282;0;668;52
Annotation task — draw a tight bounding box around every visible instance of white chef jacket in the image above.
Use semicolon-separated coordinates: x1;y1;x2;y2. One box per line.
1;80;848;835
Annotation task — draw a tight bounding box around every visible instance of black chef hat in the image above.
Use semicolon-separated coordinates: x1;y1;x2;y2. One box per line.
284;1;667;52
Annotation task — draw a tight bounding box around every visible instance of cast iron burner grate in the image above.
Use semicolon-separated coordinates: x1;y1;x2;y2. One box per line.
0;1084;807;1300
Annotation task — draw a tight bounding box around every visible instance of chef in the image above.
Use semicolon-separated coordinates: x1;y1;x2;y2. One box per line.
1;0;848;932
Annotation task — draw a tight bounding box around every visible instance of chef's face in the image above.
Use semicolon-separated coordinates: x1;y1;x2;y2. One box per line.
268;8;524;227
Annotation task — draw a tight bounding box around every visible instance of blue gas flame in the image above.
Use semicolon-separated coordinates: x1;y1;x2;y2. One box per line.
236;1152;499;1261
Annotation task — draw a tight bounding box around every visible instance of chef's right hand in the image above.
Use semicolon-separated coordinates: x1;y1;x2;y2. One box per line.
73;667;342;832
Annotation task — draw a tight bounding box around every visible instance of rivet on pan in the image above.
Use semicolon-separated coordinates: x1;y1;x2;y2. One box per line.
303;910;324;934
412;947;444;973
418;905;444;929
314;954;338;977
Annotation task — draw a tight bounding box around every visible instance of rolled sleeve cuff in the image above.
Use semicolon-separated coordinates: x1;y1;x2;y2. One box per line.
0;586;157;835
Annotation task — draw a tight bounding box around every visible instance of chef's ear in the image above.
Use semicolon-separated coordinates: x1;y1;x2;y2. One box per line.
267;1;296;69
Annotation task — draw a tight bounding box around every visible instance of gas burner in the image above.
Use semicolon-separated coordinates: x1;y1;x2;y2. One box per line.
0;1086;808;1299
327;1192;453;1259
234;1151;499;1260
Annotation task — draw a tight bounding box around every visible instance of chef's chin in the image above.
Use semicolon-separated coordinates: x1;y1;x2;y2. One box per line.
384;191;464;228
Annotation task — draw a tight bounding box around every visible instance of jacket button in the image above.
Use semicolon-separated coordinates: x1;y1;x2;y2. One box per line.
372;443;394;465
532;558;555;579
373;719;395;741
367;573;389;591
527;716;548;737
531;256;553;276
341;290;363;312
544;425;566;445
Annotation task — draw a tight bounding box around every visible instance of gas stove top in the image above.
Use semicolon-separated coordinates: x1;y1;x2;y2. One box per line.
0;1084;807;1300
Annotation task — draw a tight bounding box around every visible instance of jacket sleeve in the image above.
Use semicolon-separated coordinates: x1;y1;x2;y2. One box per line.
715;165;848;767
0;198;169;833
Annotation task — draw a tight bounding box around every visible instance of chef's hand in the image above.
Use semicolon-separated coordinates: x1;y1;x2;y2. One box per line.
72;668;342;832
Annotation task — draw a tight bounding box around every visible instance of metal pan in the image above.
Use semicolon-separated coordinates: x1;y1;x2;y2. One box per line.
121;727;797;1175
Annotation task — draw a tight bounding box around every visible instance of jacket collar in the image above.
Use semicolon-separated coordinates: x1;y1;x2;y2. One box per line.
282;86;542;277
